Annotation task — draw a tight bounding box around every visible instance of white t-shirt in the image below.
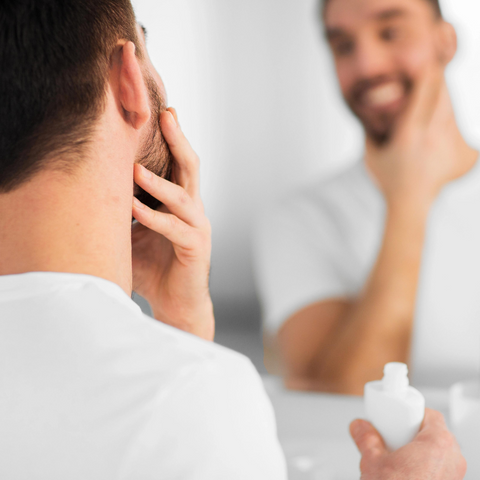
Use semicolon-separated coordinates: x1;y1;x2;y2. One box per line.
0;272;287;480
255;159;480;387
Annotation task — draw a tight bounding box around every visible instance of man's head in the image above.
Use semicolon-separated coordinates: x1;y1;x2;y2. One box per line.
0;0;172;209
321;0;456;145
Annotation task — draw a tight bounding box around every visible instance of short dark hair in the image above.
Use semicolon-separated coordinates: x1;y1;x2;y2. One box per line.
0;0;141;193
320;0;442;19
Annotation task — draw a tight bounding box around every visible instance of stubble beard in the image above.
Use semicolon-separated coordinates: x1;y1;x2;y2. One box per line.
133;73;174;212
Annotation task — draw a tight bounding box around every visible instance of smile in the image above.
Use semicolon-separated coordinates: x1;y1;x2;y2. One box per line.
362;81;405;108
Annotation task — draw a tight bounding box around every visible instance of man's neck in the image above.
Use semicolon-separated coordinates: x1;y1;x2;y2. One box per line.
0;155;135;296
365;117;479;181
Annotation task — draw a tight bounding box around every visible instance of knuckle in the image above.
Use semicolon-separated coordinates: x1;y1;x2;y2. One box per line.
200;217;212;234
431;407;442;417
429;409;445;424
434;430;454;451
359;456;370;474
191;230;204;248
177;189;190;206
166;213;179;232
437;411;447;424
359;450;383;476
193;229;211;251
177;220;189;237
200;221;212;238
140;207;155;226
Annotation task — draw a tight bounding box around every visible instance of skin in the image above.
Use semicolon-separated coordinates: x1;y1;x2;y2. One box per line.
0;24;214;341
350;410;466;479
278;0;478;394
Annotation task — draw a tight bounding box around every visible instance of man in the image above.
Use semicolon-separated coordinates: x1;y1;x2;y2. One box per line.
0;0;465;478
255;0;480;395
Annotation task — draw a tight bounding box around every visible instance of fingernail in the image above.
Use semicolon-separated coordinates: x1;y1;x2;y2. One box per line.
133;197;145;209
168;110;177;126
141;165;152;179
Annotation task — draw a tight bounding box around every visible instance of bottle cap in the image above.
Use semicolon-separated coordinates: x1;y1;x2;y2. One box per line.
382;362;409;395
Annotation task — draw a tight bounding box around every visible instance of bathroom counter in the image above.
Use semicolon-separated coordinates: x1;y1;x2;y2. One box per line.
262;375;449;480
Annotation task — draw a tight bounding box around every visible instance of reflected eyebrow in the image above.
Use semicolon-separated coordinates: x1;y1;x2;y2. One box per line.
376;8;407;20
326;28;347;42
326;8;407;40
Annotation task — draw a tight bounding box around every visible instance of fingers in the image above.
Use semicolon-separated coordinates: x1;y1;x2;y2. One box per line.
415;409;466;477
350;419;387;458
416;409;452;445
160;108;200;199
399;63;444;134
132;197;204;251
419;408;447;432
134;164;204;227
169;106;179;124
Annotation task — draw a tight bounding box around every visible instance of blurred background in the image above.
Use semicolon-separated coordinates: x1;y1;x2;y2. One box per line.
131;0;480;373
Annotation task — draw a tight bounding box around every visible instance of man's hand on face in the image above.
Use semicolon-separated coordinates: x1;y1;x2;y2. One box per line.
131;108;214;341
365;64;461;209
350;409;466;480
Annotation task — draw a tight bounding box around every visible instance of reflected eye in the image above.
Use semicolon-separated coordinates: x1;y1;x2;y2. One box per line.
380;27;399;41
333;40;354;57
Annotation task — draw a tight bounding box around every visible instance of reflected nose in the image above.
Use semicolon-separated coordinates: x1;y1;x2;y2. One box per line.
353;37;393;80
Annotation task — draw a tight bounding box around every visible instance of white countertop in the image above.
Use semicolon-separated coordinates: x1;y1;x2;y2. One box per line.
262;375;450;480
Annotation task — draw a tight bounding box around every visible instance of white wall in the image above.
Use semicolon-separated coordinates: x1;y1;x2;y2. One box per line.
132;0;480;321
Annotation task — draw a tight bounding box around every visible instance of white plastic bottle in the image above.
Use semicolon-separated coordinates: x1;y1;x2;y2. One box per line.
364;362;425;451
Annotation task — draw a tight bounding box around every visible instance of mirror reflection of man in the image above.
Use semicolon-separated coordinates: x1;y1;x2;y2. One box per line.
255;0;480;395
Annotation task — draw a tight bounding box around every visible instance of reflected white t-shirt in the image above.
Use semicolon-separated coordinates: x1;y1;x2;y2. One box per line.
255;159;480;387
0;272;287;480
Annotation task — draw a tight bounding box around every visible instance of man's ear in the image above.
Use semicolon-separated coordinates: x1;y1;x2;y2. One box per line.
437;21;457;66
118;41;151;130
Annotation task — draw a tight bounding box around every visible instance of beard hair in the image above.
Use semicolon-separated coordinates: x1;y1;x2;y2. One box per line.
361;111;396;146
133;73;174;213
345;74;413;147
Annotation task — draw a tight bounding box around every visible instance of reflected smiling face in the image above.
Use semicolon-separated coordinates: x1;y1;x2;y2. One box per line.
324;0;447;145
133;23;173;211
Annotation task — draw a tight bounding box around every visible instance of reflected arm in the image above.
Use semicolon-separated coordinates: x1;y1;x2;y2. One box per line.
278;200;429;395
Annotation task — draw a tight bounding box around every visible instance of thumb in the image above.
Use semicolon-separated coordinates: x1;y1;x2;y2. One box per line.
350;419;387;458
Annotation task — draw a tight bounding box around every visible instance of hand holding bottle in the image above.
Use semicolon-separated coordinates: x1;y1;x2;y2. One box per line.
350;409;466;480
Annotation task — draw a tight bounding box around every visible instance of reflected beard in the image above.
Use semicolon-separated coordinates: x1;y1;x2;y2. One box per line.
345;74;413;146
133;74;174;213
359;110;398;146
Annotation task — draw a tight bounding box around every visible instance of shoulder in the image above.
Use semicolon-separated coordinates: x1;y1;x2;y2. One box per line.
257;160;379;237
138;312;257;372
285;160;375;213
118;302;261;380
61;278;255;380
120;326;287;479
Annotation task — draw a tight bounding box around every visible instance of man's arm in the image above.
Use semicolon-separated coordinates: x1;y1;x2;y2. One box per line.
279;198;428;395
350;409;466;480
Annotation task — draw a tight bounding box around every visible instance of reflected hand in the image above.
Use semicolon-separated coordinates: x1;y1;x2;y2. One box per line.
131;108;214;341
350;409;466;480
366;64;459;208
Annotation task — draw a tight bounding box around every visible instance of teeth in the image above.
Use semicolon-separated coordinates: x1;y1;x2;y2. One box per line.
364;82;404;107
